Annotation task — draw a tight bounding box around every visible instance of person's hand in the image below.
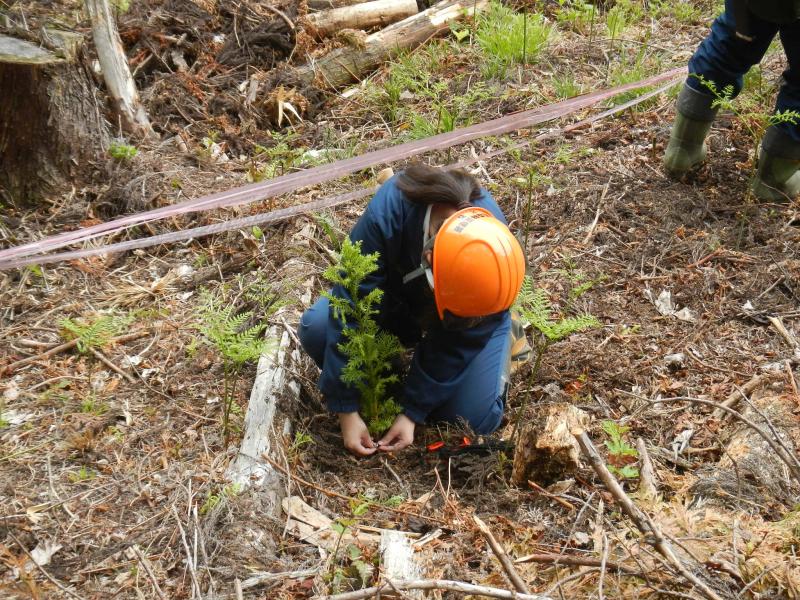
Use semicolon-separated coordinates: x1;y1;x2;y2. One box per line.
377;414;415;452
338;412;377;457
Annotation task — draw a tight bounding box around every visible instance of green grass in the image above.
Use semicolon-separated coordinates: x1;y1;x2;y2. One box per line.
552;72;583;99
555;0;597;34
475;1;554;79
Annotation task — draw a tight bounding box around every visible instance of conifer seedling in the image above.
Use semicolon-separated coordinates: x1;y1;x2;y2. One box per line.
323;238;403;436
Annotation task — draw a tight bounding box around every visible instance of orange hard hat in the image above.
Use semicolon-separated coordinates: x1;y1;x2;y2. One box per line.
432;207;525;319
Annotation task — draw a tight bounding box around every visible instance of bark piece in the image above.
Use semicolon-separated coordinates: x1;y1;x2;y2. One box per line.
306;0;418;38
282;496;382;551
294;0;488;90
512;403;589;486
85;0;155;137
0;33;108;203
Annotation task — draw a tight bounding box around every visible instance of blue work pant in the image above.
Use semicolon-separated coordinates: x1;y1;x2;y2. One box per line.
687;0;800;142
298;296;511;434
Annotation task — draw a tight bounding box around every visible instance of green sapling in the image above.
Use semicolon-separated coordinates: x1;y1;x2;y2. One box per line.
323;238;403;436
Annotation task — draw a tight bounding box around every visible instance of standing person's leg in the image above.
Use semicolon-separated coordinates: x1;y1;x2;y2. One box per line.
665;0;778;175
752;22;800;200
426;315;512;435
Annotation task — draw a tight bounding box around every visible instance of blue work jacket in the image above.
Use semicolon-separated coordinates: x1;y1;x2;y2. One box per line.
318;174;511;423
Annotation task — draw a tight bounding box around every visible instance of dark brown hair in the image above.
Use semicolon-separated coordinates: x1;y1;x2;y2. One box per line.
395;164;481;210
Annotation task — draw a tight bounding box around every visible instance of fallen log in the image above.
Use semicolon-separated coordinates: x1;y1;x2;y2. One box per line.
294;0;488;90
306;0;418;38
85;0;155;137
0;32;108;204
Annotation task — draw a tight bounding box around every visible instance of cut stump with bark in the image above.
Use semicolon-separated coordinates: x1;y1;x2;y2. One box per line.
512;403;589;486
0;33;108;204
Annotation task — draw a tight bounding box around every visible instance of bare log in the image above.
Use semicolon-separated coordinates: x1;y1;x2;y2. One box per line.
306;0;418;38
85;0;155;137
0;33;108;203
295;0;488;90
512;403;588;486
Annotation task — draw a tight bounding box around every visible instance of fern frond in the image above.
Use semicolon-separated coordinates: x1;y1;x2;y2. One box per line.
60;313;132;353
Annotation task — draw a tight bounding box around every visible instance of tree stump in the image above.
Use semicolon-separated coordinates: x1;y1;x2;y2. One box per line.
512;403;589;486
0;33;108;204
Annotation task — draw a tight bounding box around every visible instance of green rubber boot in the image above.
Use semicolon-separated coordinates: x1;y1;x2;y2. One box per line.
664;84;719;176
751;126;800;202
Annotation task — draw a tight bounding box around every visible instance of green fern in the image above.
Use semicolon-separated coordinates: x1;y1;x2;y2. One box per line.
60;313;132;353
323;239;403;436
511;276;601;441
196;289;274;445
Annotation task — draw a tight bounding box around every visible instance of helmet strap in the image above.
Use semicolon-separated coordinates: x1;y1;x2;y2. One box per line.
402;204;435;288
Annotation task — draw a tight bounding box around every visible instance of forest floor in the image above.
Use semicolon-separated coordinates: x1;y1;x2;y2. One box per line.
2;0;800;599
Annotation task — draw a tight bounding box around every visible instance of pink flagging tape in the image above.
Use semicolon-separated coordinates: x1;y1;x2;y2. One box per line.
0;187;376;270
0;66;685;270
0;78;682;271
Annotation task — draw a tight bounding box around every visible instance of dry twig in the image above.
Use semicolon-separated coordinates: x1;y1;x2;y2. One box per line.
636;438;658;499
473;514;531;594
314;578;554;600
514;552;638;574
572;429;724;600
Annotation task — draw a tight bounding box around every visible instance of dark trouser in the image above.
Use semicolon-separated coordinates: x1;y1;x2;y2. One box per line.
686;0;800;143
298;296;511;434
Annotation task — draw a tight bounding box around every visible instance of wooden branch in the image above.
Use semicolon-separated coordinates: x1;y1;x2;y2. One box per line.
653;397;800;483
572;429;724;600
226;327;295;500
473;515;531;594
306;0;417;38
636;438;658;499
315;578;555;600
3;330;149;374
768;316;799;349
295;0;488;90
514;552;638;574
85;0;155;137
711;371;783;419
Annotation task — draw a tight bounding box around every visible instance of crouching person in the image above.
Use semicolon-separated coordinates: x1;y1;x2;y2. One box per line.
298;165;527;456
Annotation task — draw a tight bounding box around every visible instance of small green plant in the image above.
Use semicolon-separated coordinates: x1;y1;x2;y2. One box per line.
288;430;314;460
552;72;583;99
314;212;346;252
108;142;137;161
199;483;241;515
693;73;800;166
247;131;304;182
475;1;553;79
0;404;9;428
196;289;274;445
602;420;639;479
323;239;404;436
69;465;96;483
59;312;133;354
556;0;598;35
80;395;108;415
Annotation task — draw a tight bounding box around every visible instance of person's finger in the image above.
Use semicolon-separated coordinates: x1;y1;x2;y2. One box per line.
347;441;377;457
377;426;399;447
